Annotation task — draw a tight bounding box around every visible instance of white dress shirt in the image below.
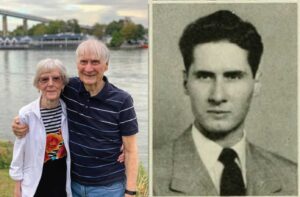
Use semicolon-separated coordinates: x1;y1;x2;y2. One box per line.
192;124;247;193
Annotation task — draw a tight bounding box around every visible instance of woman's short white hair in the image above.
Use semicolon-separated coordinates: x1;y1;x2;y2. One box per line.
76;39;110;64
33;58;68;88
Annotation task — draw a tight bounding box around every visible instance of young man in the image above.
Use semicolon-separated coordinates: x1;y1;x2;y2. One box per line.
153;10;297;196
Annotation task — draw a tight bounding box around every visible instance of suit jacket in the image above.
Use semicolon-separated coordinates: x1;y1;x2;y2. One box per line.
153;126;297;196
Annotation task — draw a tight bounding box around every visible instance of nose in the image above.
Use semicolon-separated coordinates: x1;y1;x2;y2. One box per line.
208;79;227;105
85;62;94;72
48;78;54;86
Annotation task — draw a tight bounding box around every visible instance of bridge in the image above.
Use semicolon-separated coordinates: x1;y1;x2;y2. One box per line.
0;8;91;36
0;8;50;36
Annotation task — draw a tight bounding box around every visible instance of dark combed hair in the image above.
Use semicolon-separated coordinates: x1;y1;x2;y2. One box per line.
179;10;263;77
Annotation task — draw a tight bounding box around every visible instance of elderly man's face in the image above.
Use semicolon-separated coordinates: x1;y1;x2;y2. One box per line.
185;41;259;138
77;53;108;87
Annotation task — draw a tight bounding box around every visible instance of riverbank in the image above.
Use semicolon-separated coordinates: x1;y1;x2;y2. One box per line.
0;140;148;197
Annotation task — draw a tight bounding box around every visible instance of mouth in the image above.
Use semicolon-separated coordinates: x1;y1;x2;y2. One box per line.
83;73;96;77
207;110;230;119
207;110;230;114
46;90;58;93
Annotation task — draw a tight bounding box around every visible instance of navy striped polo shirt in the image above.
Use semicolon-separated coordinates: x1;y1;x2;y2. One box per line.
61;76;138;185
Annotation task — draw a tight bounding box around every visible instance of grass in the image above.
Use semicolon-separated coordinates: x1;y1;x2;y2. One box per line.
0;140;148;197
0;169;14;197
0;141;13;169
0;140;16;197
137;163;149;197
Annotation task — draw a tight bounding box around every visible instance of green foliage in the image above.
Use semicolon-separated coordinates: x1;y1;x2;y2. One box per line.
92;23;106;38
137;163;148;197
110;31;124;47
120;23;146;41
28;23;48;36
134;24;146;40
11;25;26;36
121;22;137;41
0;141;13;169
27;19;81;36
0;169;14;197
66;19;81;33
10;17;147;48
47;20;66;34
106;19;147;47
105;20;124;36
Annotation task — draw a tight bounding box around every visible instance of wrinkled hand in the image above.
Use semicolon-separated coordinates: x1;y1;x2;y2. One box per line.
11;116;28;138
117;144;125;163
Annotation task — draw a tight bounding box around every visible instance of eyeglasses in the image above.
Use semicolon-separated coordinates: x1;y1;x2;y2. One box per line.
39;76;62;84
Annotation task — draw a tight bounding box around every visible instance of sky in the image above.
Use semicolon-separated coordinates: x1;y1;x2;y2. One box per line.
0;0;148;31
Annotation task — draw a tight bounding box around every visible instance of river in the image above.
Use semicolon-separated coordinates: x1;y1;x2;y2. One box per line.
0;48;148;169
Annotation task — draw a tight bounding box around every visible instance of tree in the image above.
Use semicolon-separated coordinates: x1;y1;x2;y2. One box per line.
134;24;145;40
92;23;106;38
110;31;124;47
11;25;25;36
47;20;66;34
10;16;147;44
66;19;81;33
121;22;137;41
28;23;48;36
105;20;123;35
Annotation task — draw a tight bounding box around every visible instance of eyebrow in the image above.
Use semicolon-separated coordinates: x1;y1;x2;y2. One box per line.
192;70;215;77
223;71;247;77
192;70;248;77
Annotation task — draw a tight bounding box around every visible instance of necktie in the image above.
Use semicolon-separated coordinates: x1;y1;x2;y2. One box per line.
218;148;246;196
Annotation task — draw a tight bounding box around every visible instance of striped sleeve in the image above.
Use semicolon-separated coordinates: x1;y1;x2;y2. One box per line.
119;95;138;136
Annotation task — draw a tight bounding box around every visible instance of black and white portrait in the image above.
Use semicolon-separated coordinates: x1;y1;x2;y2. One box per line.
152;3;297;196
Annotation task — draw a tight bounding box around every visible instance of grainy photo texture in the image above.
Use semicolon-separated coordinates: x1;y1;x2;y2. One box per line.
152;3;297;196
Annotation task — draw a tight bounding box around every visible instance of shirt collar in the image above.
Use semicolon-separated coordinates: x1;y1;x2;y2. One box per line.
78;76;109;101
192;124;222;172
192;123;246;177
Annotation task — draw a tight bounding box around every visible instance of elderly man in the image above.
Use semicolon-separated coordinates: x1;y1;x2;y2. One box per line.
13;39;139;197
153;10;297;196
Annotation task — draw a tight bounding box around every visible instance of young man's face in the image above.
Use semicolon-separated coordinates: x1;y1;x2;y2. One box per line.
185;41;259;138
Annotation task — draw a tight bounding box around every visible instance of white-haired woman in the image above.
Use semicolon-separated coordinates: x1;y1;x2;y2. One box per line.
10;58;71;197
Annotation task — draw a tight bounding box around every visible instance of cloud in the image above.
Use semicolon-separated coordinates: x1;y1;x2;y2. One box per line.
0;0;148;30
77;0;147;10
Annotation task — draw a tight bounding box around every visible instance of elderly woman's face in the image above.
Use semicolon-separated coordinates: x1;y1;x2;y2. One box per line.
37;69;64;102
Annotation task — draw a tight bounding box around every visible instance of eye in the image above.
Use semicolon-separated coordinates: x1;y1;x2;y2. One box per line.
80;60;88;65
39;77;49;83
52;76;62;82
194;71;214;81
224;72;244;80
91;60;100;65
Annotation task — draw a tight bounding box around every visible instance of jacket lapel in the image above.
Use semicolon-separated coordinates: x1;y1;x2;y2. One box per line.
170;126;218;196
246;142;282;195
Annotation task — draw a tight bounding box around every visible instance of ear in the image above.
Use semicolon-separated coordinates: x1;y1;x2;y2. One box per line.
253;71;261;97
105;62;109;71
183;70;189;95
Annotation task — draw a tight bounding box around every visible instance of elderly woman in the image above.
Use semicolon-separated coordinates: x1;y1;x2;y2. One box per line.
9;58;71;197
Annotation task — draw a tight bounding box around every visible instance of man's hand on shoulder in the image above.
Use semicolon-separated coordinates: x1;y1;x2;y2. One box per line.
11;116;29;138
